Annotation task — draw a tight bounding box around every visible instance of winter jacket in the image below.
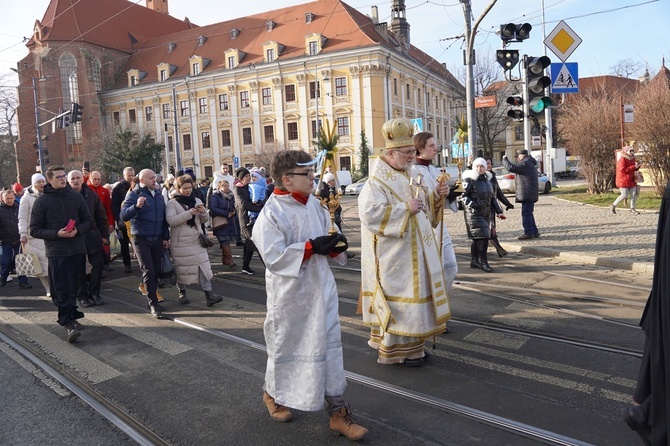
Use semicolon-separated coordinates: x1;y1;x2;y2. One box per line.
461;170;502;240
78;184;110;254
489;174;514;211
88;182;114;227
111;179;131;225
29;184;93;257
18;186;48;276
165;196;213;285
502;155;539;203
615;151;638;189
208;189;237;238
120;186;170;241
0;200;20;245
233;181;264;240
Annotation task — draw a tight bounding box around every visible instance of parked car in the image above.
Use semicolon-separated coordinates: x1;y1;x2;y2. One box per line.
492;167;552;194
344;177;368;195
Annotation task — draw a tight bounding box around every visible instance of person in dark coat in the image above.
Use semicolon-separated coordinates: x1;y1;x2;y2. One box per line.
208;179;237;268
317;172;342;231
233;168;264;275
111;167;135;273
68;170;109;307
624;181;670;446
502;149;539;240
30;165;94;342
0;188;31;288
486;158;514;257
460;157;504;273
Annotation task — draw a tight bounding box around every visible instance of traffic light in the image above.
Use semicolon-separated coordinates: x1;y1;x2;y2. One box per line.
506;95;524;121
70;102;84;123
525;56;552;116
500;23;532;42
42;149;49;165
57;107;70;129
496;49;519;71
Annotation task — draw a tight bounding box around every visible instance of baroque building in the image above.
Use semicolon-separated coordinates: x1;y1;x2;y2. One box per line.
14;0;464;182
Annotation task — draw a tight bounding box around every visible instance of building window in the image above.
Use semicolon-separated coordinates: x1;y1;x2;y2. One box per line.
332;77;346;96
337;117;349;136
228;56;235;69
287;122;298;140
221;129;231;146
311;119;322;139
129;109;136;124
145;106;153;121
113;111;120;126
192;63;200;76
167;136;173;151
160;69;167;81
418;88;422;104
240;91;249;108
202;131;211;149
261;87;272;105
406;83;410;100
515;126;523;141
218;94;228;111
91;58;101;91
264;125;274;143
162;103;170;119
242;127;252;145
130;75;138;87
199;97;208;114
309;81;320;99
339;156;351;171
204;166;213;177
308;41;318;55
183;134;192;151
180;100;189;116
393;78;398;96
285;84;296;102
266;48;275;63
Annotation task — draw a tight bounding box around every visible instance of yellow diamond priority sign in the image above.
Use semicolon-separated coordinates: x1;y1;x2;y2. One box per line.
544;20;582;62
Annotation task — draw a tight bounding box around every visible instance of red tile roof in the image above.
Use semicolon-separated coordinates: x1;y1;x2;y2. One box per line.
29;0;194;52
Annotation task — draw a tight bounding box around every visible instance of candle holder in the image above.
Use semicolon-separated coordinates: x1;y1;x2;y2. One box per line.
321;190;346;247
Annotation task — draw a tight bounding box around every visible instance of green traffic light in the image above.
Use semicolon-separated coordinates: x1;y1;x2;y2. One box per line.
529;97;553;114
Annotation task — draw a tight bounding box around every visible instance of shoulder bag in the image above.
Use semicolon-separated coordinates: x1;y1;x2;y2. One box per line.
15;244;42;277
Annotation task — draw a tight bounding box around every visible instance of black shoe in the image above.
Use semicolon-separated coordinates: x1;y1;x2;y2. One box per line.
124;265;132;273
631;208;641;215
533;233;541;238
1;277;6;287
92;295;104;306
236;240;245;247
403;357;424;367
480;262;494;273
103;265;113;272
65;322;81;343
150;304;164;319
71;320;83;330
469;261;480;269
611;205;616;214
19;282;32;289
242;267;255;275
78;298;93;308
622;406;651;446
517;234;534;240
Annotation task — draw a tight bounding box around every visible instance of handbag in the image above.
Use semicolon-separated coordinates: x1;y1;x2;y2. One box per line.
158;249;175;279
634;171;644;184
15;244;43;277
198;233;215;248
211;215;228;231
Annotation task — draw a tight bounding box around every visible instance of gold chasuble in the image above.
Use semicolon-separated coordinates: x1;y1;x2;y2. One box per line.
359;156;451;364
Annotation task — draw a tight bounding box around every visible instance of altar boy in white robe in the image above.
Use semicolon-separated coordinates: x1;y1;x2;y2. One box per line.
253;150;368;441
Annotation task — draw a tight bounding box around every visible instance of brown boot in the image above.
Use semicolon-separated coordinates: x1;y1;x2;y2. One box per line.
222;245;237;267
329;405;368;441
262;392;293;422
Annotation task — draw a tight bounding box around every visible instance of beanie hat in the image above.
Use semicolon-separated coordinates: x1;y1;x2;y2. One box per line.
183;167;196;181
323;172;336;183
12;183;23;193
235;167;250;180
31;173;46;185
472;157;487;169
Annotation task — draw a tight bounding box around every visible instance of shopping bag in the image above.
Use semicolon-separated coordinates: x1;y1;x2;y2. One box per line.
159;249;175;279
211;216;228;231
15;244;43;277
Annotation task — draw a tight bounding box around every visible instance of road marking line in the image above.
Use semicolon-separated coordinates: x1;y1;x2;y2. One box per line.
0;341;71;396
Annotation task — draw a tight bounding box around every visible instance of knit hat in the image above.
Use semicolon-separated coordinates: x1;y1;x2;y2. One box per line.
184;167;196;181
323;172;336;183
12;183;23;193
235;167;250;180
31;173;46;185
472;157;487;169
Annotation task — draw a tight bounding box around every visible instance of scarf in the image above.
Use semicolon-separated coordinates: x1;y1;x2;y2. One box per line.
273;187;310;205
174;193;197;228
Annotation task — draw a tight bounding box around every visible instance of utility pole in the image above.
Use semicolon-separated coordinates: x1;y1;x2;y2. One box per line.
542;0;556;185
171;77;189;173
11;68;45;173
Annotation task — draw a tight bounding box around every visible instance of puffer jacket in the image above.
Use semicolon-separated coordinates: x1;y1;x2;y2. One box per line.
18;186;48;276
29;184;93;257
78;184;110;254
615;151;638;188
0;200;20;245
233;181;264;240
120;186;170;241
208;189;237;239
461;170;502;240
166;196;212;285
502;155;539;203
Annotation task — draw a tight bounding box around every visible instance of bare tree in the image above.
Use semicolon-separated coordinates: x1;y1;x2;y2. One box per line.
253;141;287;173
609;58;642;78
0;75;18;187
630;78;670;195
557;83;622;193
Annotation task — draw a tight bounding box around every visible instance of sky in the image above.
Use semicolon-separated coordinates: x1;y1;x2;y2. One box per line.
1;0;668;86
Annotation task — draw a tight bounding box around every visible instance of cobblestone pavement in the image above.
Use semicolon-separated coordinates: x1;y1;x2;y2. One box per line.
443;194;659;273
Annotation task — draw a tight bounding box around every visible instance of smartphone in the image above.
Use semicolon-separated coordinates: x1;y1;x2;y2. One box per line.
65;219;76;232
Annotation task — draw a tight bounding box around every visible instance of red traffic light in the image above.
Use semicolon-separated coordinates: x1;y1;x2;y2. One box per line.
506;95;523;107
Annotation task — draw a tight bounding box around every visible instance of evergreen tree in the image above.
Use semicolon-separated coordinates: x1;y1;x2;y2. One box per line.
100;129;164;178
357;129;370;178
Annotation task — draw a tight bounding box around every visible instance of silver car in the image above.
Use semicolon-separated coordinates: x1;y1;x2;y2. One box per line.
493;167;552;194
344;178;368;195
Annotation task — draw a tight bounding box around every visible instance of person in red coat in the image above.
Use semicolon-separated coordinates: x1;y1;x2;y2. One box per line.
612;146;642;215
88;171;114;270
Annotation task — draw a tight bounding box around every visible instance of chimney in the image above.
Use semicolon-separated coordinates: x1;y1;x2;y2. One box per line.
371;6;379;25
146;0;169;15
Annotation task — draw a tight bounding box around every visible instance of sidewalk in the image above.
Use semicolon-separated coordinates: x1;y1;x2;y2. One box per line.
443;194;659;274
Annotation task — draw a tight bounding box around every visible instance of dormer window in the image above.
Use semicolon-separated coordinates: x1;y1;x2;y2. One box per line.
127;69;146;87
157;62;177;82
224;49;246;69
308;41;317;56
189;55;210;76
305;33;326;56
305;12;314;23
197;35;206;46
130;75;138;86
266;20;275;32
231;28;240;39
192;63;200;76
167;42;176;52
262;41;284;64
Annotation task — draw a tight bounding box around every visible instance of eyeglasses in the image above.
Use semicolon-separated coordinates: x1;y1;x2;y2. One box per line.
286;170;315;177
394;149;417;156
54;175;67;180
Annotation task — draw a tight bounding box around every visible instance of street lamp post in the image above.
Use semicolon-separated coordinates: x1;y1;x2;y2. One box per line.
171;77;189;173
11;68;45;173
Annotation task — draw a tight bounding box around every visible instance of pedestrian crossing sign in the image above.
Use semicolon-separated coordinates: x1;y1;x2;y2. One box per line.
550;62;579;93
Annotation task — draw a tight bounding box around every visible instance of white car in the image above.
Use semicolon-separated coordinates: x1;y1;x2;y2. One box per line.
344;178;368;195
493;167;552;194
